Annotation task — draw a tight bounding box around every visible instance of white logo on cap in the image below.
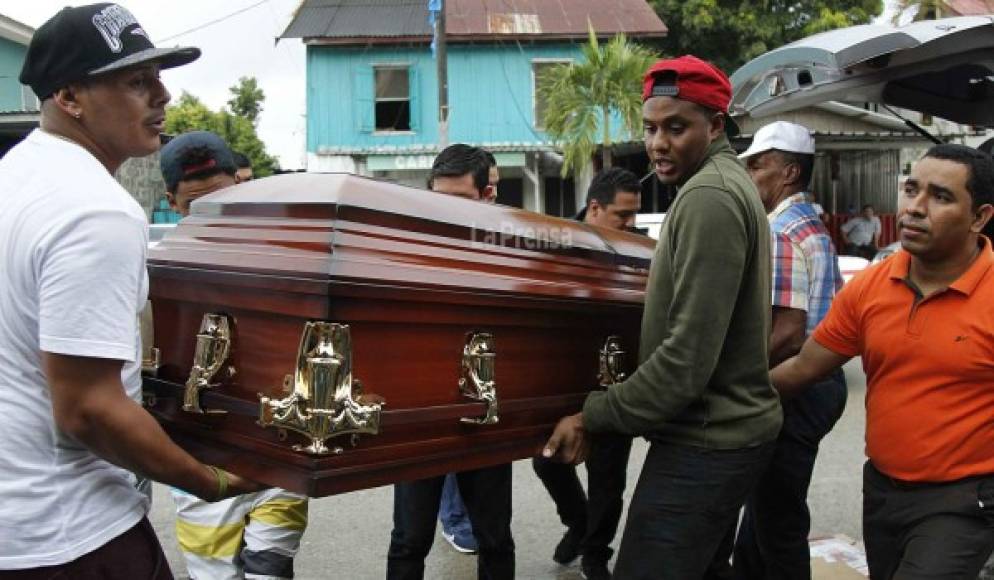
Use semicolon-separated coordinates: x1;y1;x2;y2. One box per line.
91;4;143;53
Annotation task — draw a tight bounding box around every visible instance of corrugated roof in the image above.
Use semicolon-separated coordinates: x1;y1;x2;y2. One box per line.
282;0;431;40
446;0;666;38
281;0;666;42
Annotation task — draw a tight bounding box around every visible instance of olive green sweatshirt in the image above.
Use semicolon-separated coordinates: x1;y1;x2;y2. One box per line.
583;136;782;449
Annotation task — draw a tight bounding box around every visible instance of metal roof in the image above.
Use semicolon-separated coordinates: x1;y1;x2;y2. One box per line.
0;13;34;46
282;0;431;40
281;0;666;43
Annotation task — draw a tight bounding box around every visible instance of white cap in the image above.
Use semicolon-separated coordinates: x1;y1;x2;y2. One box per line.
738;121;815;160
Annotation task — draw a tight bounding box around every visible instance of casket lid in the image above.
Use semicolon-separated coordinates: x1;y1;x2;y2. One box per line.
150;173;653;304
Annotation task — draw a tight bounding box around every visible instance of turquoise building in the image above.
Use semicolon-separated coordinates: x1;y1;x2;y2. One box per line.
281;0;666;214
0;14;37;156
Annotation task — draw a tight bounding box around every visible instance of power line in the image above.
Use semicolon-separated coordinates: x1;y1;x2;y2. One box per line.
156;0;270;44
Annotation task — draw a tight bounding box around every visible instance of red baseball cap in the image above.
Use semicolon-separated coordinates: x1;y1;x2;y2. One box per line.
642;55;738;134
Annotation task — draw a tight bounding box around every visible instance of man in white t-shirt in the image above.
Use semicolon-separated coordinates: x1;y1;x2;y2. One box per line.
841;203;882;259
0;4;260;578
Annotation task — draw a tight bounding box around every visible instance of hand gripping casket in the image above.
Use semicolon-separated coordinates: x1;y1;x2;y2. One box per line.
142;173;653;496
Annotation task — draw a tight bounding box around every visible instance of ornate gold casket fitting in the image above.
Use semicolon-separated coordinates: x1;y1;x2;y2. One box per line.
259;322;383;455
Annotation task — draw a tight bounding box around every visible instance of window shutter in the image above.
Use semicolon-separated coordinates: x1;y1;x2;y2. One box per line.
354;67;374;133
408;66;421;133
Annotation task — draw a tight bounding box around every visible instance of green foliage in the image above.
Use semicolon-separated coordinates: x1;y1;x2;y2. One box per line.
538;27;658;176
648;0;884;73
227;76;265;124
164;91;278;177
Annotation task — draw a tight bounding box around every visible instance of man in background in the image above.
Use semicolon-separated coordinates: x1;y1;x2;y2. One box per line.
388;144;514;580
233;150;254;182
726;121;846;579
532;166;641;580
159;131;309;580
841;203;881;259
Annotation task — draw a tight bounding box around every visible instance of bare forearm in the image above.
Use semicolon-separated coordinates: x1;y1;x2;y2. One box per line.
770;338;851;399
769;331;804;368
62;391;215;498
769;356;812;398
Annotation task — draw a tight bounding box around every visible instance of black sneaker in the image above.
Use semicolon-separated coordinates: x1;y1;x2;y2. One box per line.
580;557;611;580
552;527;584;564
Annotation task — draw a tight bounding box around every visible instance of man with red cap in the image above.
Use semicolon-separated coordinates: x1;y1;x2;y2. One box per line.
542;55;782;579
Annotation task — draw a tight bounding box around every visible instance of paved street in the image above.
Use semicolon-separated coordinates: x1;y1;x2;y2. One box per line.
150;359;868;579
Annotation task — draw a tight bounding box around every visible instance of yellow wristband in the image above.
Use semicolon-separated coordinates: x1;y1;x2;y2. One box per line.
207;465;228;500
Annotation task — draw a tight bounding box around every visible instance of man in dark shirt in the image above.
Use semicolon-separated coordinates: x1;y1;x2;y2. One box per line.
533;167;641;580
386;144;514;580
543;55;782;580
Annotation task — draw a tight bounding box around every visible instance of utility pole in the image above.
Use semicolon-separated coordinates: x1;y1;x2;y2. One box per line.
435;0;449;147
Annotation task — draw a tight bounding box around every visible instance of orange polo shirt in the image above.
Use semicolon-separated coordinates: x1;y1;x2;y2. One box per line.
813;236;994;482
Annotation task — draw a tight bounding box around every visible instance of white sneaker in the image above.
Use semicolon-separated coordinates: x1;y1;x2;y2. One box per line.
442;530;478;554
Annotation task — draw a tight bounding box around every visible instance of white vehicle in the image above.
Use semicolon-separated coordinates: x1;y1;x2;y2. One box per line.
635;213;666;240
730;16;994;283
729;16;994;127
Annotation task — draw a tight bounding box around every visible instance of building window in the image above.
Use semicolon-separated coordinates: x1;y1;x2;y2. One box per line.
375;66;411;132
533;60;570;129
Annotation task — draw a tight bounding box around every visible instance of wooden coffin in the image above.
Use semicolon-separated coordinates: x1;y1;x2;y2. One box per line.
143;173;653;497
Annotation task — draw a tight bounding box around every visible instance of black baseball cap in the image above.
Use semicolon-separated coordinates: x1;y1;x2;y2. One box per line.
160;131;237;192
20;3;200;100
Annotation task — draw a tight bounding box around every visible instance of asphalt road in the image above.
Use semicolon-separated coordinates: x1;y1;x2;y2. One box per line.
150;359;868;579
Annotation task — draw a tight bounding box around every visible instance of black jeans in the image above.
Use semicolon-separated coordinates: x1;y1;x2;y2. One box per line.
531;431;633;564
387;463;514;580
728;369;848;580
612;440;776;580
862;461;994;580
846;243;877;260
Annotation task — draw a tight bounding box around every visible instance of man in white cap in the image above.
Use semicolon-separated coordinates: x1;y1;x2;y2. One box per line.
0;4;259;578
718;121;847;579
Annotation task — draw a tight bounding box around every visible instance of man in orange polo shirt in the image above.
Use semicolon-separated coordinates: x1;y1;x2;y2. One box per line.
771;143;994;579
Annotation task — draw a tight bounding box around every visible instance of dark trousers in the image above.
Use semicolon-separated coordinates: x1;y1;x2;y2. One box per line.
531;432;633;564
612;440;776;580
387;463;514;580
846;243;877;260
728;370;848;580
0;517;172;580
863;461;994;580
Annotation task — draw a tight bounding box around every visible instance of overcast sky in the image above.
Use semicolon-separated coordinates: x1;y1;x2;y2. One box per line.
5;1;903;171
5;0;309;169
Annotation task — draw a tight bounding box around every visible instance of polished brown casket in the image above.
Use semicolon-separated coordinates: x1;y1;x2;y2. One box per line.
143;173;653;497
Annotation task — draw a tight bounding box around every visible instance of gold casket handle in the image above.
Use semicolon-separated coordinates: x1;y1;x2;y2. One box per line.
183;313;233;414
258;322;383;455
458;332;499;425
597;335;627;387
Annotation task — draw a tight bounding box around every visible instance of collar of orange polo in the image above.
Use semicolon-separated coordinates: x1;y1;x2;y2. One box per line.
888;235;994;295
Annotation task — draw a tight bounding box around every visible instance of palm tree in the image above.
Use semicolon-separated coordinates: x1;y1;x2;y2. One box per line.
538;27;657;177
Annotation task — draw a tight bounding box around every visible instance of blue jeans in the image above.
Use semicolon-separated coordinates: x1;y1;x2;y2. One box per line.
387;463;514;580
439;473;474;539
727;369;847;580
